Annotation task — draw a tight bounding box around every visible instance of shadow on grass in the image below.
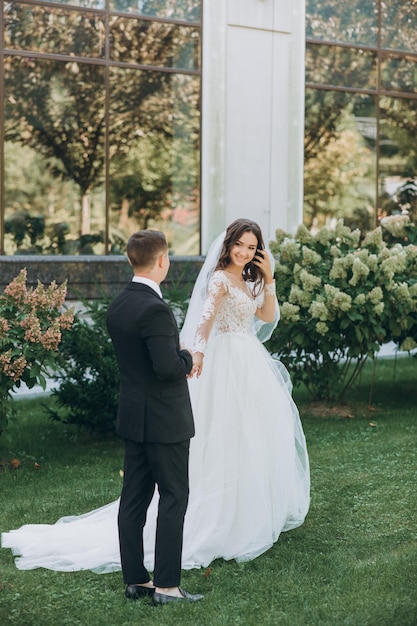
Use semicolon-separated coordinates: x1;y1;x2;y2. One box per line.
294;355;417;419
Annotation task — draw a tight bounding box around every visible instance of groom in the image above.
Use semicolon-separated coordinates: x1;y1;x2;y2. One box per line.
106;230;203;605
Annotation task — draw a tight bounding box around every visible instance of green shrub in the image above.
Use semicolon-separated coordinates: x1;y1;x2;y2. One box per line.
161;270;194;329
49;298;119;433
268;220;417;401
380;213;417;246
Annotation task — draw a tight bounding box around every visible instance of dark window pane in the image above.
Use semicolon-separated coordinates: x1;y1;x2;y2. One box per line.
379;97;417;223
306;43;377;90
306;0;378;46
381;1;417;52
304;89;376;231
4;3;105;58
3;56;105;254
110;0;201;22
108;68;200;255
381;55;417;95
110;17;200;70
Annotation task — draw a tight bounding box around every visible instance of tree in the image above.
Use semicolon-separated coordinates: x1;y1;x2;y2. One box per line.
3;3;200;246
304;1;417;230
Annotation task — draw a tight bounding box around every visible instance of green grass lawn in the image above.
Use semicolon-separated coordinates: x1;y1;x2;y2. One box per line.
1;356;416;626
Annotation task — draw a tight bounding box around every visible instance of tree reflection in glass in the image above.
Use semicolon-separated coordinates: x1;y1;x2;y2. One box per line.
110;16;200;70
110;0;201;22
3;56;106;254
305;0;417;233
381;1;417;52
306;0;378;46
108;68;200;255
1;0;202;255
304;89;376;232
306;43;377;90
381;55;417;96
4;3;105;58
379;97;417;223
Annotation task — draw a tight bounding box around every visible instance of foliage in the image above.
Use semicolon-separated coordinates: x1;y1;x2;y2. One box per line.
49;298;119;434
303;90;377;230
3;8;200;246
305;3;417;232
304;90;347;163
267;220;417;400
0;269;74;435
379;99;417;214
304;106;374;229
380;211;417;246
5;209;126;255
4;212;45;251
161;267;196;328
306;0;379;43
396;179;417;222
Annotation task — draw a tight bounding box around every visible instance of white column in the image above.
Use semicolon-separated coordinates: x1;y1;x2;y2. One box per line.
201;0;305;252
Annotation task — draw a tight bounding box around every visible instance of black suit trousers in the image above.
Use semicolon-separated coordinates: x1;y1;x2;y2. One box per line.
118;438;190;587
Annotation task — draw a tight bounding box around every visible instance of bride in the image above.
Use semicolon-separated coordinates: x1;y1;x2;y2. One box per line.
2;218;310;573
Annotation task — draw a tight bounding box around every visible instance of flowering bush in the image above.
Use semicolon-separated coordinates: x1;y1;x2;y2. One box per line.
380;213;417;246
0;269;74;435
267;220;417;400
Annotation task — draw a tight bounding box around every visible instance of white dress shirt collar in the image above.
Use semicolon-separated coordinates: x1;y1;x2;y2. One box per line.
132;276;162;298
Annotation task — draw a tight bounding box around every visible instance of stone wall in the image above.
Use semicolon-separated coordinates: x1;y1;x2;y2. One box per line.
0;256;204;300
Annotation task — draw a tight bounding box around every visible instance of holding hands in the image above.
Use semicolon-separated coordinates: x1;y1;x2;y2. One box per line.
182;347;203;379
189;352;203;378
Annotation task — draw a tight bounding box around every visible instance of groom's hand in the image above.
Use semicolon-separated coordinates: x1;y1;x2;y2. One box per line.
181;346;196;378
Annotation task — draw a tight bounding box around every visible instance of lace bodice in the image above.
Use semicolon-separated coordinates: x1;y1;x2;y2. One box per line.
193;271;262;354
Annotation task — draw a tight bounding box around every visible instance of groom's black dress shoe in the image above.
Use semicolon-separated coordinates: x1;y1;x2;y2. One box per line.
152;587;204;606
125;584;155;600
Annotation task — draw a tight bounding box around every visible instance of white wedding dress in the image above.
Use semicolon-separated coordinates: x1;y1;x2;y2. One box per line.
2;270;310;573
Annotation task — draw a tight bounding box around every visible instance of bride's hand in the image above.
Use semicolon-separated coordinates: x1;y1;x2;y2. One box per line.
191;352;204;378
252;250;274;283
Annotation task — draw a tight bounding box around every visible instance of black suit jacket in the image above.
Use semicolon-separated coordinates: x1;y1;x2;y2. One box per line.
106;282;194;444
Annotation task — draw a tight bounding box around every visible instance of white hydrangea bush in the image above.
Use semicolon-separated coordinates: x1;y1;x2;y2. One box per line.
268;220;417;400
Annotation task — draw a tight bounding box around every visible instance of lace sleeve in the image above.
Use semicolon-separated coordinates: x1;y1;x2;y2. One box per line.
193;272;228;354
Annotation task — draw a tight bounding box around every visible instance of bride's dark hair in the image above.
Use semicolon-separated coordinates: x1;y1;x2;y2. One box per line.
216;218;265;295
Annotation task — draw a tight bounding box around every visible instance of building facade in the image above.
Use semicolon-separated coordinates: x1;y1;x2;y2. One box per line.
0;0;305;258
1;1;416;263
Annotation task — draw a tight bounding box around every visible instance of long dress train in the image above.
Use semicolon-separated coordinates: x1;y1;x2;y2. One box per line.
2;270;310;572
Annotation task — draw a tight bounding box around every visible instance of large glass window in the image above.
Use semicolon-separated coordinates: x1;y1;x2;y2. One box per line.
0;1;201;255
305;0;417;231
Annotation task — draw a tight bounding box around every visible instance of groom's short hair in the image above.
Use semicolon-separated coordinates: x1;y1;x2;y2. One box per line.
127;230;168;269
